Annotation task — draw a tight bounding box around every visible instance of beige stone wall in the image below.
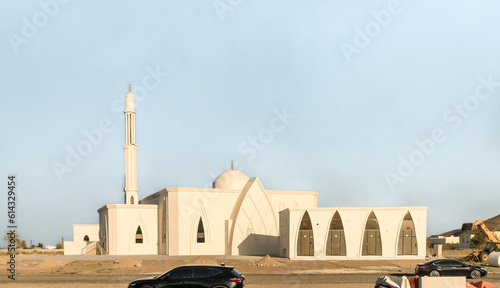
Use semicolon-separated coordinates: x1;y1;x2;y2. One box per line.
73;224;99;242
175;188;240;255
63;224;99;255
98;204;158;255
153;178;318;256
63;241;87;255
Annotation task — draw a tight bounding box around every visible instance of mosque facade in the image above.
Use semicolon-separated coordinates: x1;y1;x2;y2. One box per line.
64;85;427;259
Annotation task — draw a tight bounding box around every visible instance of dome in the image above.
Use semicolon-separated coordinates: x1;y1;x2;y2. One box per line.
213;170;250;190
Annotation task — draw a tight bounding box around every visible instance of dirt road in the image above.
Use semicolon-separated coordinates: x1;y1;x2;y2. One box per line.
0;274;402;288
4;273;500;288
1;254;500;287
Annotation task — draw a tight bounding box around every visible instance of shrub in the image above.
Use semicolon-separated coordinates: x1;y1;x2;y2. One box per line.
443;243;456;250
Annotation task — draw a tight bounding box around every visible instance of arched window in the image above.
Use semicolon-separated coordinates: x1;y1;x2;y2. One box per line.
297;211;314;256
362;211;382;256
398;211;418;255
326;211;346;256
135;226;143;244
130;196;135;204
197;218;205;243
83;235;89;242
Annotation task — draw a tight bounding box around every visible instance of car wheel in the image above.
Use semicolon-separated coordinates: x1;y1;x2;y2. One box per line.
470;269;481;279
480;251;489;262
429;270;440;277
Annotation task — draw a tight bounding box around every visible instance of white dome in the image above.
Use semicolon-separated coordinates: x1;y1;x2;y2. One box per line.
213;170;250;190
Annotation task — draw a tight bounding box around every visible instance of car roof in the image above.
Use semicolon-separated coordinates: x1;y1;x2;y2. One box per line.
421;258;462;265
176;265;233;269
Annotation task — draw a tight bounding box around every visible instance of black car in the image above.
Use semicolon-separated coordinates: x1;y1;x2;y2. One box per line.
415;259;487;279
128;265;245;288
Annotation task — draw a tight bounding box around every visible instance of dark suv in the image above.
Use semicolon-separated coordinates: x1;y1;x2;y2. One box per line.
128;265;245;288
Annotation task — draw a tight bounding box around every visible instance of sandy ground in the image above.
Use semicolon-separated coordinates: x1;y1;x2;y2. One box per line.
1;253;500;287
1;284;376;288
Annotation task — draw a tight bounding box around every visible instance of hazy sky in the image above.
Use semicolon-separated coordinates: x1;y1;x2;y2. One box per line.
2;0;500;247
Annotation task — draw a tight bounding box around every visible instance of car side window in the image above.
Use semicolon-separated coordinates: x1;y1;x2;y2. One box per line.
169;268;193;279
441;260;457;266
438;261;449;266
208;268;223;276
193;267;213;278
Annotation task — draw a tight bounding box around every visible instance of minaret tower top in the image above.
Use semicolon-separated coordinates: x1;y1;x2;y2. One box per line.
125;81;135;115
124;82;138;204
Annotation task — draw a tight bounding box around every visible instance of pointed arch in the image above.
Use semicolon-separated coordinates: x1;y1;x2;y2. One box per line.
191;201;210;244
326;211;346;256
397;211;418;255
130;196;135;204
135;226;143;244
297;211;314;256
362;211;382;256
129;213;148;246
197;218;205;243
83;235;89;242
228;178;278;256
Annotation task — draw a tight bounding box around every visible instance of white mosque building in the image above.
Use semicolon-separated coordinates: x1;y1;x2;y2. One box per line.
64;85;428;259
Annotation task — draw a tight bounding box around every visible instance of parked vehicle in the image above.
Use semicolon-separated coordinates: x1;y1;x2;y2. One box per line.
128;265;245;288
463;220;500;262
415;259;487;279
479;241;500;262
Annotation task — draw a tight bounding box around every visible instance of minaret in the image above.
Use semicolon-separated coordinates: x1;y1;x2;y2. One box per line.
124;82;138;205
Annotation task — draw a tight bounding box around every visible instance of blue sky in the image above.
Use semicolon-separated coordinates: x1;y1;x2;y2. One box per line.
2;0;500;246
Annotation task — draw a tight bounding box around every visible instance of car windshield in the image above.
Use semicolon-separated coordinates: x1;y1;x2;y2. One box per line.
156;272;167;279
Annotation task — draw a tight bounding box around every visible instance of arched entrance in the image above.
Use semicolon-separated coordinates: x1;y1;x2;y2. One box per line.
326;211;346;256
362;211;382;256
297;211;314;256
398;211;417;255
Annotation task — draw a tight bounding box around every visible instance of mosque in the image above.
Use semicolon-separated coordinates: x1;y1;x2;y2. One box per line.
64;85;428;259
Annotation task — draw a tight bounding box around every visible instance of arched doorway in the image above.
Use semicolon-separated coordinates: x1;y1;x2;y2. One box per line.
326;211;346;256
362;211;382;256
398;211;417;255
297;211;314;256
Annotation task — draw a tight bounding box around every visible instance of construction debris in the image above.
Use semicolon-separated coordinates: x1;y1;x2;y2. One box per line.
469;281;497;288
251;255;285;267
374;275;498;288
487;252;500;267
116;257;143;267
375;276;399;288
37;257;72;267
